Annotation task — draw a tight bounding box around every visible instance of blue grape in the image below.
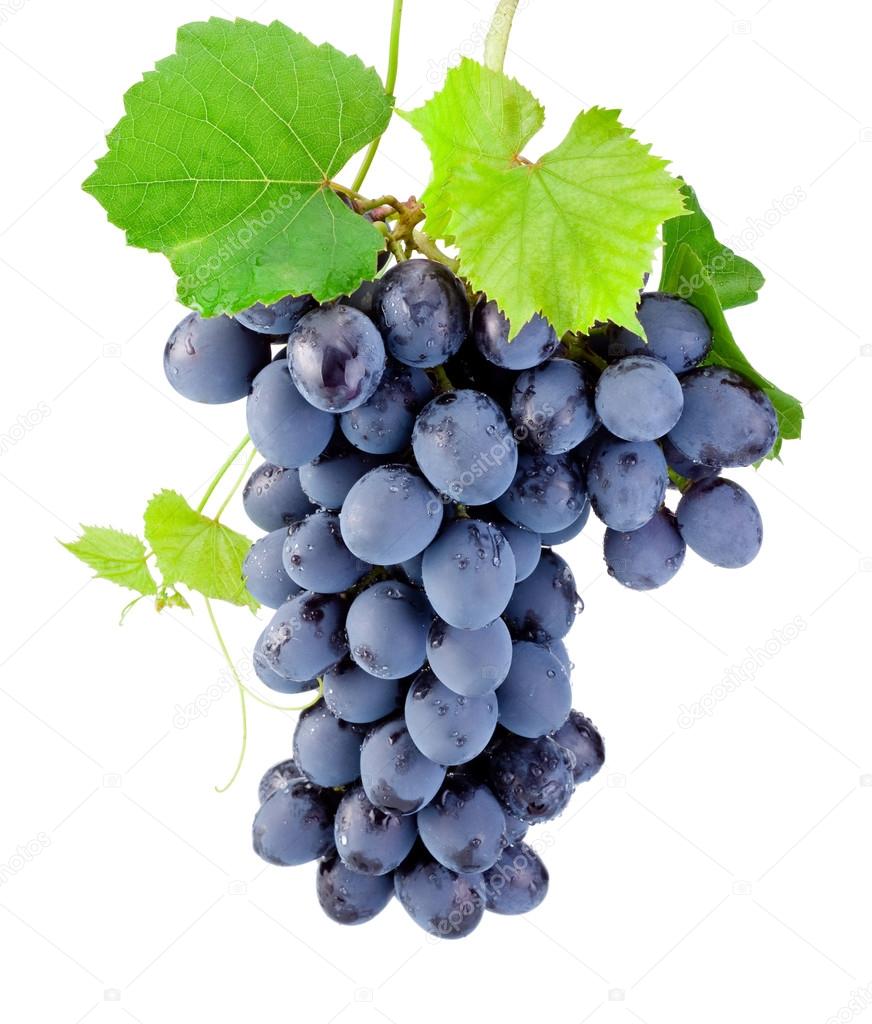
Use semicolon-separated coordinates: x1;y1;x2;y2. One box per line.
504;549;579;643
552;711;605;784
676;477;763;567
502;811;529;844
412;390;518;505
586;434;668;532
243;463;315;531
540;500;590;546
256;592;347;681
164;313;271;404
236;294;316;335
340;278;380;317
421;519;516;630
482;842;549;916
417;777;507;873
253;647;318;695
288;304;386;413
661;436;720;483
346;581;431;679
604;507;686;590
608;292;712;373
394;848;485;939
316;855;394;925
252;781;337;866
334;786;417;875
340;361;434;454
546;639;572;676
298;437;381;510
293;703;363;788
495;451;587;533
372;259;469;368
246;361;334;468
486;734;575;824
243;529;301;608
322;660;404;724
490;517;542;582
398;553;424;587
427;617;513;696
472;298;559;370
282;511;369;593
258;758;303;804
497;642;571;738
404;669;498;766
595;355;684;441
511;358;598;454
667;366;779;468
360;717;446;815
340;465;443;564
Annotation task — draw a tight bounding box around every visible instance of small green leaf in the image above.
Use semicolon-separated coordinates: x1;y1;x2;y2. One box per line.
661;183;765;309
83;18;393;316
62;527;157;596
144;490;257;610
402;59;686;337
661;242;803;459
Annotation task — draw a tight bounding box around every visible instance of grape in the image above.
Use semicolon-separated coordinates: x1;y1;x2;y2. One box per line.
421;519;515;630
604;507;686;590
497;642;571;738
417;777;507;873
511;358;598;454
252;781;337;866
340;465;443;564
340;278;380;317
372;259;470;368
258;758;303;804
676;477;763;567
256;592;347;681
404;669;498;766
667;366;779;468
503;811;529;844
495;451;586;533
236;294;316;336
253;647;318;695
243;463;315;531
546;639;572;676
412;390;518;505
243;529;301;609
586;434;668;532
360;717;446;815
445;334;518;409
246;361;334;468
298;437;381;510
486;515;541;582
272;345;288;362
288;304;386;413
293;703;364;788
487;733;575;824
661;436;720;483
346;581;431;679
482;842;549;916
552;712;605;784
163;313;271;404
394;847;485;939
540;500;590;546
472;298;559;370
340;361;434;455
322;660;404;724
595;355;684;441
608;292;713;373
316;855;394;925
334;786;417;875
282;511;369;593
504;549;579;643
397;554;424;587
427;617;513;697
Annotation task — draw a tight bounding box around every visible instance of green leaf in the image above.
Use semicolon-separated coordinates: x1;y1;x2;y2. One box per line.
402;59;686;337
83;18;393;316
661;182;765;309
62;527;157;596
144;490;257;610
660;243;803;459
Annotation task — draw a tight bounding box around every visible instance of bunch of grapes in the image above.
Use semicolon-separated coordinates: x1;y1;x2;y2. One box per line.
164;245;777;937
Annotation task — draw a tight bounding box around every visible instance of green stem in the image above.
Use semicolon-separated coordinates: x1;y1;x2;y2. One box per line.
411;229;460;271
484;0;520;73
351;0;404;192
214;447;257;523
197;434;251;515
205;597;248;793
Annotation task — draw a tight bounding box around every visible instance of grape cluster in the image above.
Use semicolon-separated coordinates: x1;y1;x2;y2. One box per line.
163;250;776;937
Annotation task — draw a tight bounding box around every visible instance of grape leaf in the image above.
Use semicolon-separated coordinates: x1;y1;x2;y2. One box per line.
660;242;803;459
83;18;393;316
661;183;765;309
144;490;257;610
402;59;686;338
62;527;157;596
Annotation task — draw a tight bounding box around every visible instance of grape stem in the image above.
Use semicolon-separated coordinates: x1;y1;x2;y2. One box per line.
206;596;249;793
484;0;520;73
197;434;251;515
214;446;257;521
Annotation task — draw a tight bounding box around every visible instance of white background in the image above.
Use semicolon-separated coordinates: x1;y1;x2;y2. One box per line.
0;0;869;1021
